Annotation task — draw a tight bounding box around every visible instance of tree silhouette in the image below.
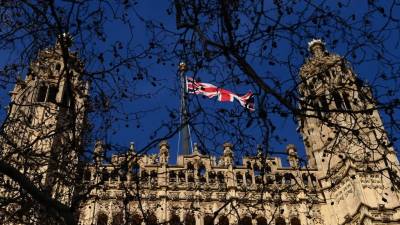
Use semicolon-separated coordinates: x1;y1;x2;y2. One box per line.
0;1;400;225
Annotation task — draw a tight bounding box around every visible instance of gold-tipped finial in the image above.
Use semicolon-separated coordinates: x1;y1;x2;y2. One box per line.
308;39;326;57
179;62;187;72
307;39;325;50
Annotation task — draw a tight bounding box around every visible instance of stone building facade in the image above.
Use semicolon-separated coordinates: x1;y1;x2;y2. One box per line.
2;38;400;225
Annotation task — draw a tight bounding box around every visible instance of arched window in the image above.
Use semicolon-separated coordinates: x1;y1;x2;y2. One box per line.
218;215;229;225
275;217;286;225
343;92;352;110
332;91;344;110
187;162;194;171
290;217;301;225
256;217;268;225
184;213;196;225
112;212;124;225
178;171;186;182
275;173;282;184
169;171;177;183
208;171;216;183
217;172;225;183
236;172;243;184
129;213;142;225
238;216;252;225
131;163;140;182
302;174;308;186
146;213;158;225
204;215;214;225
245;172;252;184
150;170;158;183
102;168;109;183
198;164;206;183
169;213;181;225
110;169;119;181
97;212;108;225
141;170;149;182
284;173;294;185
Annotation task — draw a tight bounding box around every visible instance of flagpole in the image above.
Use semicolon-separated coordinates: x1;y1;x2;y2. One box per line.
179;62;191;155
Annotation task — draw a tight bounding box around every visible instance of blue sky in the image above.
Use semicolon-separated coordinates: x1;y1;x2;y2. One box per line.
0;1;399;166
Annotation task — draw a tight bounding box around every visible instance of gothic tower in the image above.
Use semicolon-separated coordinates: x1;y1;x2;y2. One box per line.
1;34;87;223
299;39;400;224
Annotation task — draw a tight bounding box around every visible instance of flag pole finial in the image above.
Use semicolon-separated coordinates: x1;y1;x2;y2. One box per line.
179;62;187;72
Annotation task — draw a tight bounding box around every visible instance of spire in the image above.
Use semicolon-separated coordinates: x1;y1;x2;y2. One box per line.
179;62;191;156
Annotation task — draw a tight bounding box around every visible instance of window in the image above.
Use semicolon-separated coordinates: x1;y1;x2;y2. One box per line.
204;215;214;225
245;172;252;184
169;171;177;183
101;169;109;182
218;215;229;225
97;212;108;225
217;172;225;183
129;213;142;225
343;92;352;110
208;171;216;183
112;212;124;225
184;214;196;225
332;92;343;110
170;213;181;225
256;217;268;225
238;216;252;225
146;213;158;225
276;217;286;225
47;86;58;103
178;171;186;182
290;218;301;225
37;86;47;102
236;172;243;184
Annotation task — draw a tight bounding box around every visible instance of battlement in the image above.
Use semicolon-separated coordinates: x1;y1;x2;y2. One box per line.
83;141;319;195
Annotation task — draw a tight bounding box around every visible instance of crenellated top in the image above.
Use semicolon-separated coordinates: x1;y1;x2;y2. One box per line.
83;141;319;193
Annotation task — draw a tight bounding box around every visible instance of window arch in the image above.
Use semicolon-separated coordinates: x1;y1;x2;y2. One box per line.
169;212;181;225
146;213;158;225
169;171;177;183
112;212;124;225
238;216;252;225
179;170;186;182
290;217;301;225
97;212;108;225
129;213;142;225
236;172;243;184
256;217;268;225
275;217;286;225
218;215;229;225
204;215;214;225
184;213;196;225
217;172;225;183
101;168;109;183
245;172;252;184
208;171;216;183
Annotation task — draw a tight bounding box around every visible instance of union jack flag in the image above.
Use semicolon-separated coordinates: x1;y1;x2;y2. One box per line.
186;77;254;111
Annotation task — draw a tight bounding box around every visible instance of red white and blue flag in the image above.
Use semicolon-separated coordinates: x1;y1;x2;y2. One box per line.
186;77;254;111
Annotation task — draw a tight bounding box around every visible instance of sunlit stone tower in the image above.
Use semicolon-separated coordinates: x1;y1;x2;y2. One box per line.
299;39;400;224
0;34;88;223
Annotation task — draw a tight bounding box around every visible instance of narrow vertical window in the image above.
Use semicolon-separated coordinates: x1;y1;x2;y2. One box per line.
37;86;47;102
47;86;58;103
332;92;344;110
343;92;352;110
